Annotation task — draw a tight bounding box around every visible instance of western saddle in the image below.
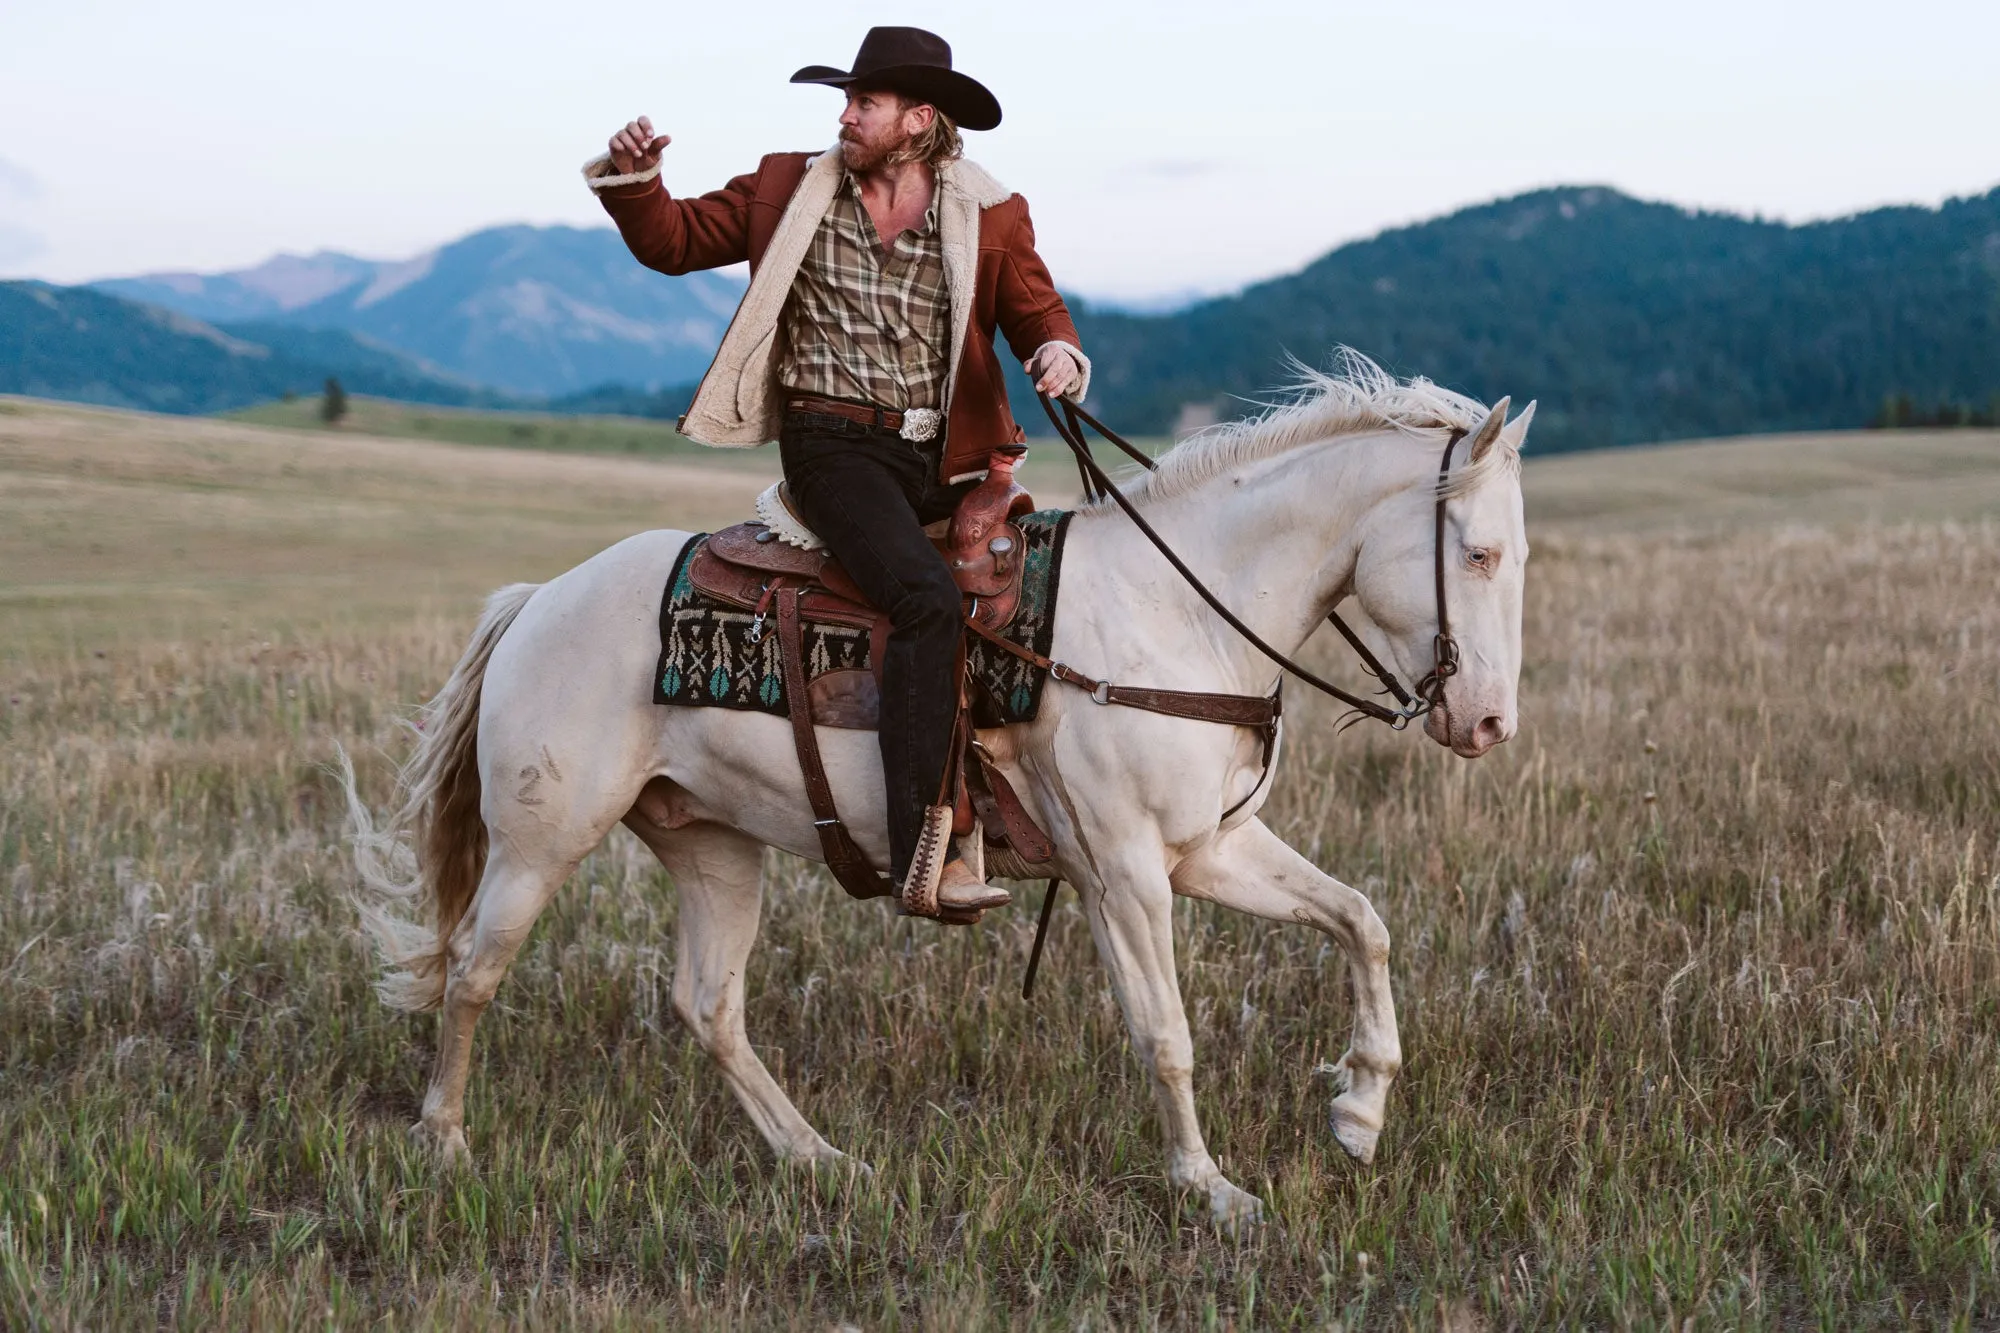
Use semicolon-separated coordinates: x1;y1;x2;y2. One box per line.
684;464;1056;921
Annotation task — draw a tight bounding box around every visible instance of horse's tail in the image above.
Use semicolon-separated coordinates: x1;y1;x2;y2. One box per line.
339;582;541;1012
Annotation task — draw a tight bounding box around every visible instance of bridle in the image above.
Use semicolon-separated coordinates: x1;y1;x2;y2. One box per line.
1035;392;1464;732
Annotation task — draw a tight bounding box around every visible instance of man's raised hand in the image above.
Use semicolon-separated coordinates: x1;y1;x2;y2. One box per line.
608;116;671;175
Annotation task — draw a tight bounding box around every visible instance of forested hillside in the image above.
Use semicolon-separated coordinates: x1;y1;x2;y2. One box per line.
1046;185;2000;452
0;282;496;414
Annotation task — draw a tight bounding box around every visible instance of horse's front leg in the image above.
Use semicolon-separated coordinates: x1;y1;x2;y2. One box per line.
1074;846;1265;1230
1170;817;1402;1164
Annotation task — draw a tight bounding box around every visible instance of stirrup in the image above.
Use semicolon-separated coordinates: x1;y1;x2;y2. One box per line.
899;804;953;919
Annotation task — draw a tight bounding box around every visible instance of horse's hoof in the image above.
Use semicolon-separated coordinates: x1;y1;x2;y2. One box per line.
1329;1095;1381;1165
822;1153;876;1180
1209;1182;1266;1234
410;1119;472;1168
789;1147;874;1180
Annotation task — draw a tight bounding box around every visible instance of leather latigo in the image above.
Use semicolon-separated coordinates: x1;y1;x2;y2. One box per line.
968;749;1053;864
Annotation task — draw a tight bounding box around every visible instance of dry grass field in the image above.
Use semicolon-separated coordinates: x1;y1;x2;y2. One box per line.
0;397;775;658
1;398;1996;1328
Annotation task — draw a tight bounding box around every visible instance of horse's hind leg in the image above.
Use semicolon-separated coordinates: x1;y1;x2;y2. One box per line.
416;838;581;1162
1171;817;1402;1165
625;812;854;1169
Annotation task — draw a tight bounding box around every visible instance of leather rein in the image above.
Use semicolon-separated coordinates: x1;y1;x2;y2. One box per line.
1031;391;1465;731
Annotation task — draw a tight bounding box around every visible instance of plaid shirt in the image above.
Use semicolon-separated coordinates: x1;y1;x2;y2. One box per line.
777;170;951;412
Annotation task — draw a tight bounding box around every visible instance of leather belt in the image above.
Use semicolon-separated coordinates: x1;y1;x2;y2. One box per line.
785;395;906;432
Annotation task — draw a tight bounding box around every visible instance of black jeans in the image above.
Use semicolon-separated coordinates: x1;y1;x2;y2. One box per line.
779;411;974;883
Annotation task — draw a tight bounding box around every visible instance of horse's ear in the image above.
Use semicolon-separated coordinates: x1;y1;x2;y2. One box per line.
1466;396;1510;462
1501;400;1537;451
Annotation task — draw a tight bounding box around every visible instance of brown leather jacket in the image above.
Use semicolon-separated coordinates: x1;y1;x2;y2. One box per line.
592;149;1086;484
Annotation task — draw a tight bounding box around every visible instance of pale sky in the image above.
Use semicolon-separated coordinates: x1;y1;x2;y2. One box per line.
2;0;1996;302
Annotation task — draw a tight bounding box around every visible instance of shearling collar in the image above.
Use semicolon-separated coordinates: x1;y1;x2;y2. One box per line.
938;155;1014;210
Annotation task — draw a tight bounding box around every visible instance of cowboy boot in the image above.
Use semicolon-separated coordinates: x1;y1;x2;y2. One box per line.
936;856;1011;913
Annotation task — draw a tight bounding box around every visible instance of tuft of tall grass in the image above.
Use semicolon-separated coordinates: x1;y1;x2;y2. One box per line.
2;520;1996;1328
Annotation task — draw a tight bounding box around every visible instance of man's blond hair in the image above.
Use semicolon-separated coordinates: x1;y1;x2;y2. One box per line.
873;89;963;166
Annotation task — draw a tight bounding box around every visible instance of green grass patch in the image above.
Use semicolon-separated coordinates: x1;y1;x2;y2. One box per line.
228;395;754;465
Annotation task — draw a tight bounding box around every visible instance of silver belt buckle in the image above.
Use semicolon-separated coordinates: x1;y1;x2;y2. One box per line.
898;407;941;443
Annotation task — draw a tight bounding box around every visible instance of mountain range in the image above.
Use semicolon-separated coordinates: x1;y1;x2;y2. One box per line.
13;183;1999;451
94;225;744;397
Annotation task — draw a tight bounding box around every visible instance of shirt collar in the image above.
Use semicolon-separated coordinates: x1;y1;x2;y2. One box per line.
840;168;939;235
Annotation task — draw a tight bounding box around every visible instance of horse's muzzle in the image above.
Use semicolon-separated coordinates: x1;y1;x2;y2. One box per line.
1427;702;1514;757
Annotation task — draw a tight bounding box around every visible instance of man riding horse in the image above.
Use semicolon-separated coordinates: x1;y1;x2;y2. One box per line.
587;26;1088;919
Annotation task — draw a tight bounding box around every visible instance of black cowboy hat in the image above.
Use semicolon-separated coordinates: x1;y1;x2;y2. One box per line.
790;26;1001;132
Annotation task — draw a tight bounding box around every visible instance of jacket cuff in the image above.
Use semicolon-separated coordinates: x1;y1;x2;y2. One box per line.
1033;340;1092;403
580;152;663;195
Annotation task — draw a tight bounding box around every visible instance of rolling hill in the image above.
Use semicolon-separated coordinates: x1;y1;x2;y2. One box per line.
1053;185;2000;452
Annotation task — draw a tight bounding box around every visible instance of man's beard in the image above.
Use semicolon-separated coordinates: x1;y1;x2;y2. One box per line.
839;126;915;173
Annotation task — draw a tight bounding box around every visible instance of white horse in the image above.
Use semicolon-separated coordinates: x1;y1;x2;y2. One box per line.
344;360;1532;1227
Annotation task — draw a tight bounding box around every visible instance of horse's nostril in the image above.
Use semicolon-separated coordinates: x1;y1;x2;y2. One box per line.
1475;715;1507;747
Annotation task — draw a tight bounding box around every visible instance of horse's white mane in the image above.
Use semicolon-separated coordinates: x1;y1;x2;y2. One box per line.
1093;350;1520;508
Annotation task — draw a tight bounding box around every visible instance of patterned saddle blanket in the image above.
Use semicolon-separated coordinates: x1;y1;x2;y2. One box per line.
653;509;1074;728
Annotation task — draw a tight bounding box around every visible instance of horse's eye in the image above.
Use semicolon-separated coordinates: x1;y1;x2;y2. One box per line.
1466;548;1489;567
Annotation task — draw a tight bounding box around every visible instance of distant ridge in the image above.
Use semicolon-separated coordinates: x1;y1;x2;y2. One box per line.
94;225;746;398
